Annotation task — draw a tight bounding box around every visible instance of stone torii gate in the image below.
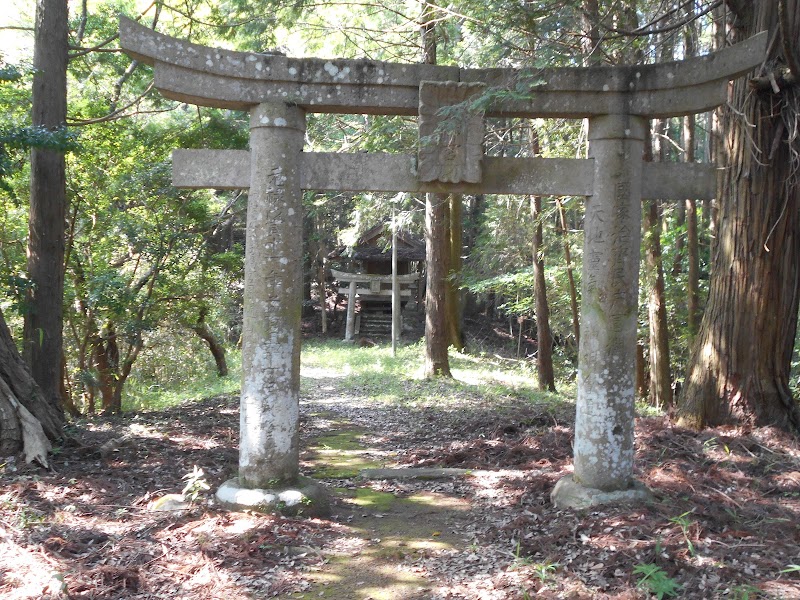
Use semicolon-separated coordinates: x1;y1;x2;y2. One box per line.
119;17;765;512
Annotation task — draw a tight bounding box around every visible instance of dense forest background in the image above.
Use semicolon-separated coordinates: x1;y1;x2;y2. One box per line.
1;0;799;445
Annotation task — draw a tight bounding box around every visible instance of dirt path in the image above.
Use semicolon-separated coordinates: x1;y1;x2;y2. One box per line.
298;410;476;599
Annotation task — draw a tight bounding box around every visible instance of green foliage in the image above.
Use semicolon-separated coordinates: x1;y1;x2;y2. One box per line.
632;563;682;599
0;61;78;192
181;465;211;502
0;65;23;82
668;511;696;556
300;338;565;409
781;564;800;575
728;584;763;600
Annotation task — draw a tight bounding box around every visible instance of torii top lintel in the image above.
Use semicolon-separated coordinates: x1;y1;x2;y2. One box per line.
120;17;766;120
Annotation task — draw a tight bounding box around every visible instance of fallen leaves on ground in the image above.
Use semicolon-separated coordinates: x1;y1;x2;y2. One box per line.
2;373;799;599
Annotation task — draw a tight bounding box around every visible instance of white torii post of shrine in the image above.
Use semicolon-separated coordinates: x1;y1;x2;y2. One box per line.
119;17;765;512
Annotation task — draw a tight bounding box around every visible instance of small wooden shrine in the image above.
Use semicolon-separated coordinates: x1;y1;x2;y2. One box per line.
330;224;424;340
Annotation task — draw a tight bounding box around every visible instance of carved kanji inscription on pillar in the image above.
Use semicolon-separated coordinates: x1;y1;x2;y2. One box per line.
418;81;485;184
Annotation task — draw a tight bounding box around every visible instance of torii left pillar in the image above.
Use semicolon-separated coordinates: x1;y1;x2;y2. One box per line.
217;103;329;515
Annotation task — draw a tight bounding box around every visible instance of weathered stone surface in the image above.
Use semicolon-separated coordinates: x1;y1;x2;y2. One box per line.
360;467;473;480
239;103;305;489
173;150;715;200
574;115;646;492
120;16;766;118
418;81;485;184
550;475;652;510
216;477;330;517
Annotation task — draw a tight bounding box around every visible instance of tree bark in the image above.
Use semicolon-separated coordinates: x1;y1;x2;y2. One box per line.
445;195;464;351
684;114;701;338
556;198;580;348
643;197;672;409
424;193;452;378
532;193;556;392
192;309;228;377
529;128;555;391
0;307;62;464
644;121;673;409
420;2;450;377
678;1;800;432
581;0;601;66
683;15;701;338
24;0;69;417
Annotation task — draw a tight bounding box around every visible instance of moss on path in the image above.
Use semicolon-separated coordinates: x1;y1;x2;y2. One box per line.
297;421;472;599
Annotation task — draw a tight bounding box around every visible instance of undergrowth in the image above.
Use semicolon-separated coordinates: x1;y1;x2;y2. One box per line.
119;336;667;420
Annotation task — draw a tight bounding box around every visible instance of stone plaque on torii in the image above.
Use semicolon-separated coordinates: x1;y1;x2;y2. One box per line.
119;16;765;512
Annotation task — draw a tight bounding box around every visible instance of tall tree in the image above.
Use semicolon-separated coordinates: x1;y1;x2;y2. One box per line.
24;0;69;415
529;127;556;391
683;10;701;338
678;1;800;431
425;193;452;377
644;120;672;409
445;195;465;351
421;1;452;377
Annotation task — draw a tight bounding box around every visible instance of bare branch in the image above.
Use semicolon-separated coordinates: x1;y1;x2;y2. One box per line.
600;0;723;39
67;82;163;126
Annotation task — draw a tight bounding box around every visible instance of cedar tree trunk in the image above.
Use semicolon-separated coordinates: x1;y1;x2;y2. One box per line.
0;307;63;464
424;193;452;378
643;122;672;409
532;193;556;391
445;194;464;351
24;0;69;414
678;1;800;431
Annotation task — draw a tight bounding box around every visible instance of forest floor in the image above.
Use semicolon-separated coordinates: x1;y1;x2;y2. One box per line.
2;338;800;599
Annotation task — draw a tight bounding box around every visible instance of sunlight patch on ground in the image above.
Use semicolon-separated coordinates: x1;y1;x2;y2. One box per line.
224;516;260;535
301;365;350;379
451;366;534;389
403;492;472;512
0;539;57;599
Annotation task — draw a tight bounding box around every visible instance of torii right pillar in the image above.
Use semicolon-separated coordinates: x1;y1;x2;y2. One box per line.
579;115;645;488
558;114;648;503
549;34;769;509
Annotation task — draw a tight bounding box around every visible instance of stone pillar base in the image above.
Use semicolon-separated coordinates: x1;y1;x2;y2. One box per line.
551;475;652;510
216;476;330;517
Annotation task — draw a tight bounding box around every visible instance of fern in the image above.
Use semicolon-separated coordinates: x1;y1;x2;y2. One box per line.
633;563;682;599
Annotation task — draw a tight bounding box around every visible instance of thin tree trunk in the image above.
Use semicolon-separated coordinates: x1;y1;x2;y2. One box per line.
644;121;673;409
60;353;80;417
529;127;555;391
636;343;648;400
684;12;701;337
111;338;142;414
424;193;452;378
678;0;800;432
93;325;118;412
556;198;580;348
446;195;464;351
532;194;556;391
192;308;228;377
24;0;69;417
684;114;701;338
671;201;685;276
421;1;450;377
